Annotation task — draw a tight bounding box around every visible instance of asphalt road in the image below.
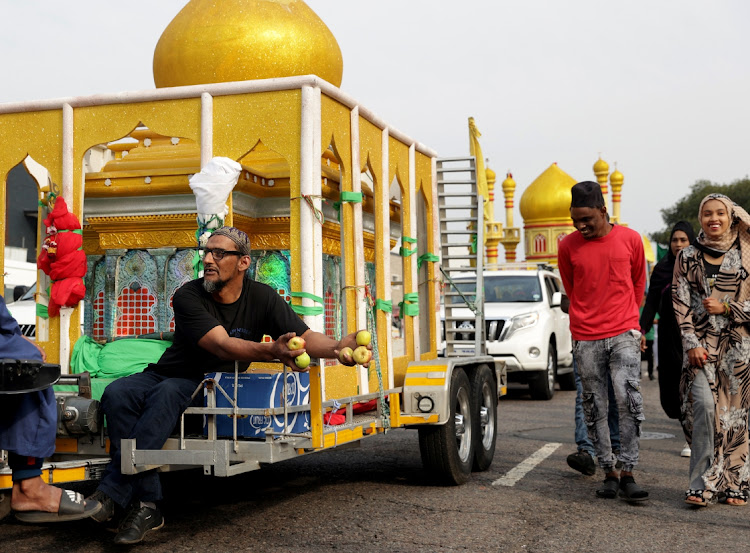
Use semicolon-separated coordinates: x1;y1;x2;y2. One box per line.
2;371;750;552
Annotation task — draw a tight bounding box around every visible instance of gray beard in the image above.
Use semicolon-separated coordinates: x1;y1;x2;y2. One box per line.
203;277;228;294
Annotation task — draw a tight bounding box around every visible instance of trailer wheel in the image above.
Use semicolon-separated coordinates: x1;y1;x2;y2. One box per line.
471;364;497;471
418;367;474;485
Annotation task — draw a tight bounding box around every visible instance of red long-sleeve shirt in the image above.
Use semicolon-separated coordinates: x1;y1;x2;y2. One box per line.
558;224;646;341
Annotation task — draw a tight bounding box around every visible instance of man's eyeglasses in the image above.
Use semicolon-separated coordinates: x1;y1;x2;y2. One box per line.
202;248;243;261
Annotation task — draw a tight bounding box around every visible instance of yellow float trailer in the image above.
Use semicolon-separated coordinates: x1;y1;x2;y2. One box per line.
0;0;505;495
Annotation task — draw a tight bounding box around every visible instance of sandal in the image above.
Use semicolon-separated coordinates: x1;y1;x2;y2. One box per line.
596;476;620;499
619;475;649;502
684;489;707;507
719;489;747;506
15;489;102;523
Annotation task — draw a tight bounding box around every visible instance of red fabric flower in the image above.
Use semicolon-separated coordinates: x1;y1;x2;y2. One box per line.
38;197;87;317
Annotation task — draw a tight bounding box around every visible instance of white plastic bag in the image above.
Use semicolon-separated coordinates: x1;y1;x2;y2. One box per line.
189;157;241;218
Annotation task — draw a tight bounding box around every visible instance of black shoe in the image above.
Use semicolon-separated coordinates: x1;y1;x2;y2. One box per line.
567;451;596;476
87;490;116;523
113;505;164;545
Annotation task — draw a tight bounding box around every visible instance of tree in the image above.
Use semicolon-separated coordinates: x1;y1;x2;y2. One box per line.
650;177;750;244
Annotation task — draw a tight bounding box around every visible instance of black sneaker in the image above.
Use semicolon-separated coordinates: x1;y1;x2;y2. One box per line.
567;451;596;476
113;505;164;545
87;490;116;523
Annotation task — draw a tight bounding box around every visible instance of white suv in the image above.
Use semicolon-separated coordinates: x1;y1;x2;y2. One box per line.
443;267;574;400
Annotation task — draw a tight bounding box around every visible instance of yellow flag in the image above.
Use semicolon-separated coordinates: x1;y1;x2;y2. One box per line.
468;117;493;227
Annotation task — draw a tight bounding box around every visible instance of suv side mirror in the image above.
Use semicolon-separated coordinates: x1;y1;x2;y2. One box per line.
551;291;562;308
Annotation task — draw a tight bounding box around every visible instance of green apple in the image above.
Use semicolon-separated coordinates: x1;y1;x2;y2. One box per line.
356;330;371;346
294;352;311;369
338;346;354;364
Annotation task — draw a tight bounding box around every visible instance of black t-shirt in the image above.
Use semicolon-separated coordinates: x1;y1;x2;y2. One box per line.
146;278;309;381
703;259;721;292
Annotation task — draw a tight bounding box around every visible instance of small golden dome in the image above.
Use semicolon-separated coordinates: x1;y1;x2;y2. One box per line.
610;169;624;186
153;0;344;88
485;166;496;184
519;163;577;223
593;157;609;175
502;172;516;193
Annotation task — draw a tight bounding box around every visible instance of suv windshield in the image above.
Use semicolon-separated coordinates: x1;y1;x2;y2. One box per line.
450;275;542;304
18;283;36;302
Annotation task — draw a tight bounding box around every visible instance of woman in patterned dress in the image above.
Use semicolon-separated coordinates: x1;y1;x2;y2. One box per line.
673;193;750;506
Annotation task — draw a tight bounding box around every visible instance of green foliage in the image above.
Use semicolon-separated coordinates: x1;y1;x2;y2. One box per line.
650;178;750;244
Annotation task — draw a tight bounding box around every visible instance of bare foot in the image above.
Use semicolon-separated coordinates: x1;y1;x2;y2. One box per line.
11;477;62;513
726;496;747;506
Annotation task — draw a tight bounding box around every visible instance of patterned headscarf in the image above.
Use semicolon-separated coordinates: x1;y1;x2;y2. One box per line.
696;193;750;300
697;194;750;252
210;226;252;256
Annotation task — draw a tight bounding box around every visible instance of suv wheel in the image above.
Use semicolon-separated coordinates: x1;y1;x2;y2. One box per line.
530;340;556;400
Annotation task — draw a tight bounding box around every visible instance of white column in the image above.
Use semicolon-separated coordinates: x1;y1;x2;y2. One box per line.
299;86;324;333
200;93;214;168
350;106;368;394
381;128;394;389
408;144;420;359
58;103;75;374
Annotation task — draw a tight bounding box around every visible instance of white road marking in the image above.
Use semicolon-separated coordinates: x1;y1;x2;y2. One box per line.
492;442;562;487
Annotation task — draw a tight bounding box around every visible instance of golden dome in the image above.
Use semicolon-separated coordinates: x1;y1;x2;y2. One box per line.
610;168;624;187
485;167;496;183
153;0;344;88
593;156;609;175
502;172;516;193
519;163;577;223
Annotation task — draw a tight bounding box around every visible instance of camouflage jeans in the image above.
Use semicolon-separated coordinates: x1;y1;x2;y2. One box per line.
573;329;645;473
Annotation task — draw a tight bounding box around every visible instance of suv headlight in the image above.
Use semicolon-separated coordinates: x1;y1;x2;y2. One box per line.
504;312;539;340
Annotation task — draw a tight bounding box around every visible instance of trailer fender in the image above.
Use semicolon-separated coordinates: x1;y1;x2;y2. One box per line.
401;356;504;425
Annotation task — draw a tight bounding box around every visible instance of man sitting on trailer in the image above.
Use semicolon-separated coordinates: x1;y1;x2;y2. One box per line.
87;226;364;545
0;295;102;522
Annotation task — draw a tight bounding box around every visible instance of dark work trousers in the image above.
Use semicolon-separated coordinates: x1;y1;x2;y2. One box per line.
97;371;200;508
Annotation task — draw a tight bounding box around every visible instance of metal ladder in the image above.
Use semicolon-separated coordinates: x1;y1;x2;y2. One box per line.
437;157;485;357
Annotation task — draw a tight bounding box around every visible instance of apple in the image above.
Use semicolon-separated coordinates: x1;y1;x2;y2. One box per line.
288;336;306;351
338;346;353;364
356;330;371;346
294;352;311;369
352;346;372;365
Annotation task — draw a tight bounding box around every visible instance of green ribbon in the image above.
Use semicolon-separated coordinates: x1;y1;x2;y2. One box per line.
192;250;202;280
36;303;49;319
399;292;419;317
470;234;478;254
332;201;342;222
340;191;363;203
417;252;439;270
400;237;417;257
290;291;325;316
57;229;83;235
375;299;392;313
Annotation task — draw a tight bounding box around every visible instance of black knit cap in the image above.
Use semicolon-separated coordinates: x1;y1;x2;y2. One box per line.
570;181;605;209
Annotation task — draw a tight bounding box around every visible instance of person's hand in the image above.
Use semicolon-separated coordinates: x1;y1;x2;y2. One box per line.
23;335;46;361
688;346;709;368
334;330;372;368
702;297;724;315
272;332;310;372
640;335;647;352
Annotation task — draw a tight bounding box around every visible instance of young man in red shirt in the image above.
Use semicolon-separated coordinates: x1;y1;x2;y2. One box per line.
558;181;648;502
